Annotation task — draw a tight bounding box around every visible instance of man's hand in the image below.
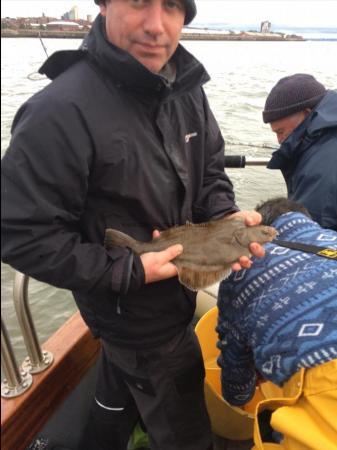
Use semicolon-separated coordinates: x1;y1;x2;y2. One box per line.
227;210;265;271
140;244;183;284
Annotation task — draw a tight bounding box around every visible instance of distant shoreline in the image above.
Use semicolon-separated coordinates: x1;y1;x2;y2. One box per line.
1;29;305;41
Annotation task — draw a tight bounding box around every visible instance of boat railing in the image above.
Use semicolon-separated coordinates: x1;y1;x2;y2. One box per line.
13;272;54;374
1;271;54;398
1;317;33;398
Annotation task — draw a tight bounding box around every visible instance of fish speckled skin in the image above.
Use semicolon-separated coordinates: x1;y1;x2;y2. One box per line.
104;218;277;290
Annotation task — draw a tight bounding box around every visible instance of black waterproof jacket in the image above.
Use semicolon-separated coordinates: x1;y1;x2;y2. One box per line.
1;16;238;348
268;90;337;231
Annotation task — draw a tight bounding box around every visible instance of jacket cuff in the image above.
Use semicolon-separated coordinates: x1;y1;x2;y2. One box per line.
211;207;240;221
127;254;145;292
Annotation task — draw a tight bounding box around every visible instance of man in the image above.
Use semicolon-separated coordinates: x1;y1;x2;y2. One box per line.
1;1;264;449
217;197;337;450
263;74;337;231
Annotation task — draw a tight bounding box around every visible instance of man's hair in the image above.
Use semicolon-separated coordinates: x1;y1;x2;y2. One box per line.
255;197;311;226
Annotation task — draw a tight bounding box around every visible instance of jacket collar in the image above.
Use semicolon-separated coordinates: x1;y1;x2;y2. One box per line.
267;116;310;170
85;15;209;96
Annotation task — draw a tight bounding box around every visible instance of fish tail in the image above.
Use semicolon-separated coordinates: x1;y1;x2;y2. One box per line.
104;229;139;252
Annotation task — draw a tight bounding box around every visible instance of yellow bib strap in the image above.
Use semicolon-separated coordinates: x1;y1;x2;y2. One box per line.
273;239;337;260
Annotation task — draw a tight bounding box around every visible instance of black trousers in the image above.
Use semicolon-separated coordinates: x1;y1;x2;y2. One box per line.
79;325;213;450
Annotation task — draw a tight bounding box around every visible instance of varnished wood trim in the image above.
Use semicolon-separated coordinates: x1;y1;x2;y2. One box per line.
1;311;101;450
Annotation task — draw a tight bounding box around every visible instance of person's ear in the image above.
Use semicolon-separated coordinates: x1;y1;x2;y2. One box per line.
303;108;312;118
99;3;107;16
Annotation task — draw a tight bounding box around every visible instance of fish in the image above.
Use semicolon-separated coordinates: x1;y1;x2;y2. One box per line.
104;218;277;291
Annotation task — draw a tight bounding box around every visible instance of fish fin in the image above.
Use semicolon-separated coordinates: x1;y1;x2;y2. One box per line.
185;221;209;228
104;228;137;251
184;221;201;228
176;266;232;291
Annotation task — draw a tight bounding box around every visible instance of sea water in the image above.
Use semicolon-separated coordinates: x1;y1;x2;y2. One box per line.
1;37;337;365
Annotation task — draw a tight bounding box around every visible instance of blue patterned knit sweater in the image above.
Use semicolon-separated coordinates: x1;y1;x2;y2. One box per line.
217;212;337;406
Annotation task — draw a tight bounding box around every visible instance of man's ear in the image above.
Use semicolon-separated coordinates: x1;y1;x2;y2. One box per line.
303;108;312;118
99;3;107;16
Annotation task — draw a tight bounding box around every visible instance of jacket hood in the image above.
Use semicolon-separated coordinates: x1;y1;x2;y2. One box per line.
307;89;337;133
39;14;209;96
267;89;337;170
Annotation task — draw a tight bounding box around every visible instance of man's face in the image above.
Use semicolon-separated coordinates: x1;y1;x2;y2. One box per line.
100;0;185;73
270;110;310;144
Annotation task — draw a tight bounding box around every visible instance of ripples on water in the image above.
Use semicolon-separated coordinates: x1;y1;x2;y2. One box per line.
1;37;336;364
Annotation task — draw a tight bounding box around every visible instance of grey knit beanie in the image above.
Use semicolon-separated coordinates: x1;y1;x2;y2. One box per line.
182;0;197;25
94;0;197;25
263;74;326;123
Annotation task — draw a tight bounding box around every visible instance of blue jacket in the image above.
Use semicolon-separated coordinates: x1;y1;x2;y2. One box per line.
267;90;337;231
217;212;337;406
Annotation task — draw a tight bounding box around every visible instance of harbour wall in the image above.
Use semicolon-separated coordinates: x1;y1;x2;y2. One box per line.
1;29;305;41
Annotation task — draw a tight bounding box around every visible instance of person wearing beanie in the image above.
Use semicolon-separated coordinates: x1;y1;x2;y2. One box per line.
263;74;337;231
1;1;266;450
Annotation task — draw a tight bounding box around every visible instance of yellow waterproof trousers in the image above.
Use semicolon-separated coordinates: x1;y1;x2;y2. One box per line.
252;359;337;450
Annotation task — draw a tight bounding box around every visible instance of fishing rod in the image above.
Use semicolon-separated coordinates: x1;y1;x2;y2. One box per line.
225;140;278;151
27;32;49;81
38;31;49;58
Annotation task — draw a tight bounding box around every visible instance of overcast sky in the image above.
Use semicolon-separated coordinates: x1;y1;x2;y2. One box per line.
2;0;337;28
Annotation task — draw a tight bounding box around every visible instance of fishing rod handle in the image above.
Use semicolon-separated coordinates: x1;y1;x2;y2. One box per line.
225;155;270;168
224;155;246;168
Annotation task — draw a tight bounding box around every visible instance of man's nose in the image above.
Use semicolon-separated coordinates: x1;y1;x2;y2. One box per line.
143;3;165;36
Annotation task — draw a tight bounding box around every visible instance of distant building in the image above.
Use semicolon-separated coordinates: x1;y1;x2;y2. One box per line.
62;5;79;21
1;15;55;29
69;6;79;21
260;21;271;33
87;15;93;23
46;21;82;31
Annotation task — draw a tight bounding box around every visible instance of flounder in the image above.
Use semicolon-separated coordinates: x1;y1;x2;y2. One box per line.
104;218;277;291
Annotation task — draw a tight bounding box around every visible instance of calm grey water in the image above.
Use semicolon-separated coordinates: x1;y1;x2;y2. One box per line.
1;37;336;366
